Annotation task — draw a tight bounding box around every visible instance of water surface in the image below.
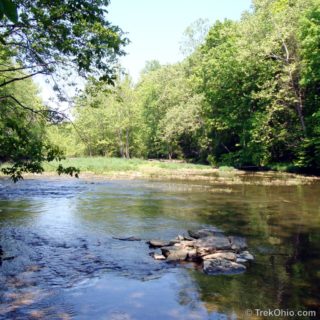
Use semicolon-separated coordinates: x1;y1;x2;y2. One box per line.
0;176;319;319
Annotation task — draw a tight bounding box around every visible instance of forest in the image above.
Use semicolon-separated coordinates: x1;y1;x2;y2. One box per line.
1;0;320;179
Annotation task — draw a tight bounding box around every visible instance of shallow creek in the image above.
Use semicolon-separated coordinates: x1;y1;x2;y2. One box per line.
0;176;319;319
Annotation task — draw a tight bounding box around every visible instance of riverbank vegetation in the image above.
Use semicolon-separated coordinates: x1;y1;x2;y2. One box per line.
1;0;320;180
39;157;317;186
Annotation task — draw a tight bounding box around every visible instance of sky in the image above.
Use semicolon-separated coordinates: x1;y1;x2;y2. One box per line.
108;0;252;81
36;0;252;108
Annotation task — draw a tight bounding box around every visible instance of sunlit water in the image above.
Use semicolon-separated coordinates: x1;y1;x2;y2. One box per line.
0;176;319;319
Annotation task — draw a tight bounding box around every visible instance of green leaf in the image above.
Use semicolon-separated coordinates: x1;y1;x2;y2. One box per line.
1;0;18;23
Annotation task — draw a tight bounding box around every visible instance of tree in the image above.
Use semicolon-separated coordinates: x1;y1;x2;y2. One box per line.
0;0;128;180
74;76;144;158
137;62;206;160
179;18;210;57
193;0;320;169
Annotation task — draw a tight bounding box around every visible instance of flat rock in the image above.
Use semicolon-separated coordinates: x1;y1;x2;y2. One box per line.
179;240;195;248
202;251;236;261
229;236;247;252
194;235;232;255
147;240;171;248
183;235;194;241
238;251;254;261
188;227;224;239
203;259;246;275
150;253;166;260
161;247;188;261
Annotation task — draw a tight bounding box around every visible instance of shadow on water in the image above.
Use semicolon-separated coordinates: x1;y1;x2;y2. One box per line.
0;177;319;319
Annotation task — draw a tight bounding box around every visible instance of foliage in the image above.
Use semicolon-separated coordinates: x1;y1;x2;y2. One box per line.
136;62;206;160
191;0;320;170
0;0;18;23
43;0;320;174
0;0;127;180
74;76;144;158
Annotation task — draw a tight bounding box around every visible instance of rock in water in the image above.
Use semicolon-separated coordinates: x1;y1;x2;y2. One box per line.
203;259;246;275
113;236;141;241
146;228;253;275
236;258;247;263
194;235;232;255
161;247;188;261
202;251;236;261
147;240;171;248
229;236;247;252
238;251;254;261
149;252;166;260
188;227;224;239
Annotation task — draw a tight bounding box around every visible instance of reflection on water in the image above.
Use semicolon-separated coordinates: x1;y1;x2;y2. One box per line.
0;176;319;319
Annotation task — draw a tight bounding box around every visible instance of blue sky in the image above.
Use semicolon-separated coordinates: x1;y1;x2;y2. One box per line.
108;0;252;81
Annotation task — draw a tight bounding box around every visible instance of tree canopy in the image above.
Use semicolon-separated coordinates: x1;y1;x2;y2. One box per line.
0;0;128;180
1;0;320;179
64;0;320;174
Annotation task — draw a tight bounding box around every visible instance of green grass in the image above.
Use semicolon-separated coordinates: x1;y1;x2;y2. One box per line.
42;157;211;175
217;165;237;172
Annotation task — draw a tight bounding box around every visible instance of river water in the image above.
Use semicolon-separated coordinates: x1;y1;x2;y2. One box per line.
0;176;319;319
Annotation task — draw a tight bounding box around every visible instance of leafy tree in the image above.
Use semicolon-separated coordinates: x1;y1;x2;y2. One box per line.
194;0;320;169
137;62;206;159
74;76;143;158
0;0;18;23
0;0;128;179
179;18;210;57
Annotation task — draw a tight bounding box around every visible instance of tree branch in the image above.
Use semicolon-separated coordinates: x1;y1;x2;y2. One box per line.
0;71;45;88
0;63;51;73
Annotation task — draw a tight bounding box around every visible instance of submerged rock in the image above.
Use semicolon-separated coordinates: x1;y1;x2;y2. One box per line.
113;236;141;241
188;227;224;239
229;236;247;252
203;259;246;275
2;256;14;261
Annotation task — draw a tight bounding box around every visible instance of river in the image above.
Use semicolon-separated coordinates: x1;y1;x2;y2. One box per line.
0;176;319;319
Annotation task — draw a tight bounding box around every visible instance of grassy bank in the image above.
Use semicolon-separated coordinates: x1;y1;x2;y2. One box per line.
43;157;212;174
39;157;319;186
1;157;318;185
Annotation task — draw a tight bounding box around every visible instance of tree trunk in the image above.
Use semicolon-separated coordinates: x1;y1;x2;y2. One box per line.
118;129;124;157
125;128;130;159
296;90;307;134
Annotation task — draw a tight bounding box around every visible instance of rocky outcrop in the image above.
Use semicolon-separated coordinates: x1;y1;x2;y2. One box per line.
147;228;254;275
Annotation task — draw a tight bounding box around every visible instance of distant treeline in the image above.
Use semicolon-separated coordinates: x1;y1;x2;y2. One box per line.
49;0;320;173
